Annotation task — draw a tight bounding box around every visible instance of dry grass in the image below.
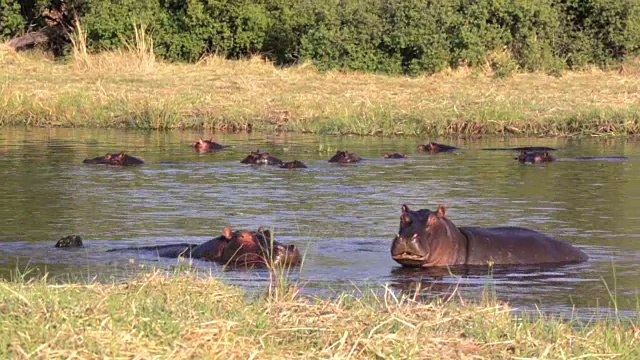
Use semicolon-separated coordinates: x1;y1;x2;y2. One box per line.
1;48;640;135
0;270;638;359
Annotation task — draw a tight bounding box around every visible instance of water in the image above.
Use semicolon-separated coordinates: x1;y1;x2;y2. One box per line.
0;128;639;319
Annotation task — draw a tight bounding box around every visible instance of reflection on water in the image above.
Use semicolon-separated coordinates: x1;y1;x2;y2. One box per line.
0;128;639;318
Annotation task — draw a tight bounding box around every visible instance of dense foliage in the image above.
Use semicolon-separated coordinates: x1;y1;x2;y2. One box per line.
3;0;640;74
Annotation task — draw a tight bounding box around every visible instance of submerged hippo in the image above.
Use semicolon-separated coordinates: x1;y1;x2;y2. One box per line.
192;138;226;152
280;160;307;169
328;150;362;163
516;150;555;163
108;226;301;268
390;204;588;268
516;150;628;164
83;152;144;166
418;142;557;154
417;142;459;153
384;152;408;159
55;235;83;248
240;151;283;166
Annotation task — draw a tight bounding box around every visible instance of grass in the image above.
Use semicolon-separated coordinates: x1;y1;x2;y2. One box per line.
2;40;640;136
0;269;638;359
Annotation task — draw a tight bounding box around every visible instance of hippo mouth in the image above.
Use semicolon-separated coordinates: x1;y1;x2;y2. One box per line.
392;252;429;265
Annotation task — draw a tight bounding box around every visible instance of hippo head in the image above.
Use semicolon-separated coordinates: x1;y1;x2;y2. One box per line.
55;235;83;248
193;138;224;152
111;152;144;166
328;150;362;163
192;139;211;152
391;204;461;267
384;152;408;159
82;153;112;164
280;160;307;169
516;150;554;164
416;142;457;153
240;151;283;165
221;227;301;267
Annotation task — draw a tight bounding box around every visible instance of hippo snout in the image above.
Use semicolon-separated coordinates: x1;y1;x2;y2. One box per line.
271;244;302;267
391;234;429;266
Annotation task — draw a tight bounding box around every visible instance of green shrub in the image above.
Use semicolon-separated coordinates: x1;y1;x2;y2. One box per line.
0;0;24;40
2;0;640;74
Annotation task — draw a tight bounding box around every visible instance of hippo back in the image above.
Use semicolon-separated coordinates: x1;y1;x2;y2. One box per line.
190;236;226;261
460;226;588;266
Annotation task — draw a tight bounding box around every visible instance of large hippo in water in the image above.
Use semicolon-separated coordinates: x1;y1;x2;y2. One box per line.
107;226;301;268
83;152;144;166
390;204;588;268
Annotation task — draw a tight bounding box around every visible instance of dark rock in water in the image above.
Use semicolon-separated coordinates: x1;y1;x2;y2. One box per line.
55;235;83;248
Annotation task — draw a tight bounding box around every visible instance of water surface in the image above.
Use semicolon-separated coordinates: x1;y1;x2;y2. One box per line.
0;128;638;318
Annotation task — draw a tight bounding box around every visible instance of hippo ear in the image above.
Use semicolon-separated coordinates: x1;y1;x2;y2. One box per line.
222;227;233;240
257;226;271;239
437;205;446;218
401;204;410;214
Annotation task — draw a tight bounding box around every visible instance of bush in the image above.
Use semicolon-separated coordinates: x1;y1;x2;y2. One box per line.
0;0;24;40
2;0;640;75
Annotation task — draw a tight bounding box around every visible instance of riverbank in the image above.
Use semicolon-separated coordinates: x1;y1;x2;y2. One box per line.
0;270;637;358
1;47;640;136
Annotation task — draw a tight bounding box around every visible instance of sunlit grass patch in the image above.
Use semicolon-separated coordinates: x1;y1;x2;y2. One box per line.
2;46;640;136
0;269;638;359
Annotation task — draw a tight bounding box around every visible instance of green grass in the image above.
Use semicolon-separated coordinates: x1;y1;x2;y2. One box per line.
2;45;640;137
0;269;638;359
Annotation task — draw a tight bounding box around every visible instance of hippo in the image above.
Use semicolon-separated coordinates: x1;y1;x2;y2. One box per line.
416;142;459;153
107;226;301;268
280;160;307;169
390;204;588;268
483;146;557;151
516;150;555;163
516;151;627;164
240;151;283;166
417;143;557;154
328;150;362;163
55;235;83;248
192;138;226;152
83;152;144;166
384;152;408;159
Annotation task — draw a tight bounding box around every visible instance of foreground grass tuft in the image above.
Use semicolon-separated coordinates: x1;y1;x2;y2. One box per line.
1;50;640;136
0;271;638;359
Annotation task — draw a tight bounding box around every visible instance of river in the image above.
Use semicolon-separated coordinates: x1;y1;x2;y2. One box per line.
0;128;638;319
